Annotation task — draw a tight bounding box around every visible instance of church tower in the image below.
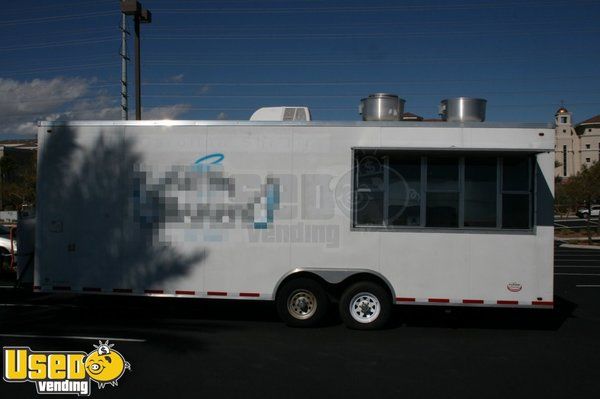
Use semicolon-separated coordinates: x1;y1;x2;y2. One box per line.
554;105;581;178
555;106;572;127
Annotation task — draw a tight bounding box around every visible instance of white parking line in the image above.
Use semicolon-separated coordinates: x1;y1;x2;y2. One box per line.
0;334;146;342
555;272;600;276
0;303;78;308
554;252;598;258
0;303;51;307
555;265;600;268
576;285;600;288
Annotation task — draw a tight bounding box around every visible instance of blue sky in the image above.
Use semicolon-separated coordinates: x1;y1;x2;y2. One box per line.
1;0;600;138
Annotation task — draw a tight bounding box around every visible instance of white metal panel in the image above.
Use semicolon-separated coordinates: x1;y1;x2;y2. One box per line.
290;126;382;272
462;128;554;151
379;231;470;299
36;125;125;289
34;122;555;307
202;125;293;294
381;126;554;151
121;125;209;293
381;126;464;149
468;233;540;302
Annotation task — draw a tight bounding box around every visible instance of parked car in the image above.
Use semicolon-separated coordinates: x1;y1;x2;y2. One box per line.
0;225;17;270
577;205;600;218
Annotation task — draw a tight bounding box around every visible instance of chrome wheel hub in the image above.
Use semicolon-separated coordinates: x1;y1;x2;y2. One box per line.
349;292;381;323
288;289;317;320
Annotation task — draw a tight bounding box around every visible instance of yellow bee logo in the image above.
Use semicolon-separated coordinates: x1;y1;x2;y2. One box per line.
84;341;131;389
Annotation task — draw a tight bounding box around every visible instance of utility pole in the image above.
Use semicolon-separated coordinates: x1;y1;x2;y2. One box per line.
120;1;151;120
120;12;129;120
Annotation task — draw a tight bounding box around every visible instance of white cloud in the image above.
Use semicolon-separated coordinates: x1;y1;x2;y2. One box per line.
0;76;91;135
0;77;191;137
165;73;184;83
144;104;191;119
197;84;211;95
216;112;228;120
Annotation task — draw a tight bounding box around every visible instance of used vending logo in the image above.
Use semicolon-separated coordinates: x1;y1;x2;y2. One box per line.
2;340;131;396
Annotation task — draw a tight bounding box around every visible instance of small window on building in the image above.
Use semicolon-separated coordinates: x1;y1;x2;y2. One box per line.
586;144;591;149
589;129;593;132
586;158;591;163
563;129;566;133
560;117;568;124
563;145;567;176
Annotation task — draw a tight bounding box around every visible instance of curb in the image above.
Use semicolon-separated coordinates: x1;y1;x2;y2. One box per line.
558;243;600;250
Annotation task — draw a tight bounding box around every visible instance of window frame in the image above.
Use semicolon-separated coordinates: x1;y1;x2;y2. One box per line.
563;145;567;176
500;155;533;230
351;149;536;233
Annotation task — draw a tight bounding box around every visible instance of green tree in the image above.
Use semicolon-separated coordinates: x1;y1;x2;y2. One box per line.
0;155;36;210
560;162;600;242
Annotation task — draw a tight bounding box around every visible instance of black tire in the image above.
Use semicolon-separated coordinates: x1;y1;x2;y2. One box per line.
276;277;329;327
339;281;392;330
0;248;8;272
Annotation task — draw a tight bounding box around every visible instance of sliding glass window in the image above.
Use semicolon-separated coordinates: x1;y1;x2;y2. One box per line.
353;150;534;231
464;157;497;228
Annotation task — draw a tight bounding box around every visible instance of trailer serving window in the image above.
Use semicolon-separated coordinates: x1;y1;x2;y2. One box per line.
352;150;534;230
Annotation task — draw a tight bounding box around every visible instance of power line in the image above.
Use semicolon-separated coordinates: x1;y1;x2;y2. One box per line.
0;11;117;27
4;102;598;117
146;28;600;40
138;75;600;86
10;25;597;52
5;90;600;104
2;0;114;15
0;62;115;75
139;91;600;99
147;18;595;32
143;54;600;66
2;27;116;41
0;37;117;51
153;0;597;14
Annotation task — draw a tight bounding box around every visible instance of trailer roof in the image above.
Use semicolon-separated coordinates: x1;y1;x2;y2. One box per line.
38;120;554;129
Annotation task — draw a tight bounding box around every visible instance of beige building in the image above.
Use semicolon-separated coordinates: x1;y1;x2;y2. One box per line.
554;108;600;178
575;114;600;169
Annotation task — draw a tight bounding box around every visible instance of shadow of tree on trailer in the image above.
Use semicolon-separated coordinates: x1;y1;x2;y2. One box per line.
37;126;206;292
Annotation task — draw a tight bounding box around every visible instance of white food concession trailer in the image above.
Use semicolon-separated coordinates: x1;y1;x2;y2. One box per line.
22;95;555;329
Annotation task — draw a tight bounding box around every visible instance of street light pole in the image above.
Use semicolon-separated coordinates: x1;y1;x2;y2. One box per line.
120;1;151;120
120;13;129;120
134;11;141;120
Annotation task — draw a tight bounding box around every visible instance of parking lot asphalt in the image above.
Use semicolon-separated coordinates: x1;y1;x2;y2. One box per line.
555;217;600;229
1;247;599;398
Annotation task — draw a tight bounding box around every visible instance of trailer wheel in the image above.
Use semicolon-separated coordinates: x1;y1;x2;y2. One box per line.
339;282;391;330
276;278;329;327
0;248;9;272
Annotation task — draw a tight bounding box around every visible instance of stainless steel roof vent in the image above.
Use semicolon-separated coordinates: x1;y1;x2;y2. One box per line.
359;93;405;121
439;97;487;122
